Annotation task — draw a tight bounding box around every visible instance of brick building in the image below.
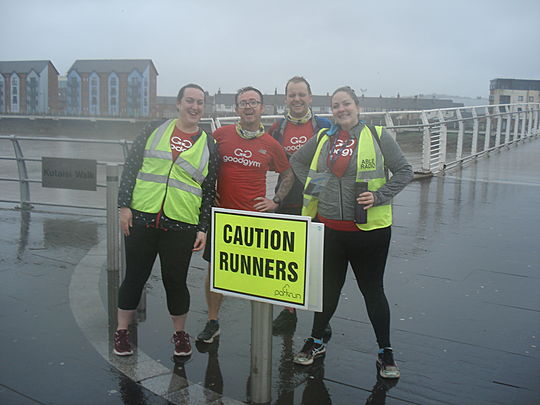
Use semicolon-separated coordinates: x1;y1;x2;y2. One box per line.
65;59;158;117
0;60;59;114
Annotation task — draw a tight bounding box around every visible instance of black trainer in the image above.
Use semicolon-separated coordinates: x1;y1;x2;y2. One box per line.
376;348;400;379
272;309;297;334
197;320;220;343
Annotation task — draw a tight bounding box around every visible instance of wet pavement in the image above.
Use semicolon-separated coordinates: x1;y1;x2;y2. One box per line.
1;138;540;405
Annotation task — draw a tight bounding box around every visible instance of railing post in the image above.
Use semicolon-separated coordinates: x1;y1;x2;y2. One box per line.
250;301;272;405
520;107;526;139
527;104;534;136
504;105;511;145
495;109;502;147
513;109;519;142
471;108;479;155
484;106;492;151
533;104;540;135
437;110;447;172
455;109;464;161
10;135;32;210
384;112;396;140
419;111;431;173
120;139;130;161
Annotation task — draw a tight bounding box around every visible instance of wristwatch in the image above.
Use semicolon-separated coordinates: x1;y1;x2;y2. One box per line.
272;195;281;204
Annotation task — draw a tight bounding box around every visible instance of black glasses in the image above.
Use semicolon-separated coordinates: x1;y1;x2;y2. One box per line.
237;100;262;109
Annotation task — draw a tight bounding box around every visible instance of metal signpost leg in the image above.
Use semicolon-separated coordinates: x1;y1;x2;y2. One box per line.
106;164;120;273
250;301;273;404
106;164;120;335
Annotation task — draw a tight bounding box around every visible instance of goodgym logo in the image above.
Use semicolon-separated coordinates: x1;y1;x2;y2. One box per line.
284;136;308;153
170;137;193;152
223;148;261;167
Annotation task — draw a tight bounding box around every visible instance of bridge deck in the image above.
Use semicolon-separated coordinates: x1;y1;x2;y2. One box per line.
1;138;539;405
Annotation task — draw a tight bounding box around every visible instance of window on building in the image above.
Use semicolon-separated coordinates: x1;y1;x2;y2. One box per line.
108;73;120;116
499;95;511;104
528;96;534;102
518;96;524;101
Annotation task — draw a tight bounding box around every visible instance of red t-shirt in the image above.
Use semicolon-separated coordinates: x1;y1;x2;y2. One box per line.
213;124;291;211
269;120;314;155
326;130;357;177
170;126;197;160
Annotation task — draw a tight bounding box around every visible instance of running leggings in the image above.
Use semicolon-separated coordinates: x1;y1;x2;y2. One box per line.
118;224;196;316
312;226;392;348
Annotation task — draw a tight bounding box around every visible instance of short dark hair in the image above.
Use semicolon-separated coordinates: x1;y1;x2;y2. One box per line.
285;76;312;95
332;86;360;106
235;86;263;105
177;83;205;102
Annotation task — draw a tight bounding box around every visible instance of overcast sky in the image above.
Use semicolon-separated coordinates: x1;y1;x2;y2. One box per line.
2;0;539;98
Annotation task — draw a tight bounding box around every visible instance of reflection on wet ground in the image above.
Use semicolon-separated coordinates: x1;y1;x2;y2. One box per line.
1;139;540;404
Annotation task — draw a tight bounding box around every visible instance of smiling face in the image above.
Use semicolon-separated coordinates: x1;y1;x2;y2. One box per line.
331;91;360;131
236;90;264;130
286;81;312;118
176;87;204;130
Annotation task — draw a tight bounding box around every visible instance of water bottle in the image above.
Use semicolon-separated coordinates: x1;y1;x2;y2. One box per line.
354;181;368;224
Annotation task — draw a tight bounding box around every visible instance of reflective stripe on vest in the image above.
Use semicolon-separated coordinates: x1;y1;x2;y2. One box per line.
301;126;392;231
130;119;211;224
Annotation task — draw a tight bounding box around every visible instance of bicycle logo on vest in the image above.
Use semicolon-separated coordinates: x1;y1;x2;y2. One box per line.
171;137;193;153
284;136;308;153
222;148;261;167
332;138;356;157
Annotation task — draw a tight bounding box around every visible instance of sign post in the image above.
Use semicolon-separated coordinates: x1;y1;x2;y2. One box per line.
209;208;324;404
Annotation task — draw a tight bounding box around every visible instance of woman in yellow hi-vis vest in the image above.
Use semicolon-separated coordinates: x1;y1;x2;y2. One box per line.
290;86;413;379
113;84;218;358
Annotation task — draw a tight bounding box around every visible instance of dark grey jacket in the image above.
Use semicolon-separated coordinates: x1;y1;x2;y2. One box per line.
290;123;413;221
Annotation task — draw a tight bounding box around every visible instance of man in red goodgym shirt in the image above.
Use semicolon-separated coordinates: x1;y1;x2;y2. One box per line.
196;86;295;343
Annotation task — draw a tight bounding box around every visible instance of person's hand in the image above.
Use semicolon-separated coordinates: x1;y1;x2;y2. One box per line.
119;207;133;236
192;231;206;251
253;197;278;212
356;192;375;210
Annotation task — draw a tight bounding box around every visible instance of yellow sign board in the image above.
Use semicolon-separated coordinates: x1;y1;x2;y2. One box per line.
210;208;310;308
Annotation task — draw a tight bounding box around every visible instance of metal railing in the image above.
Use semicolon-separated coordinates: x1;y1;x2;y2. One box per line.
0;135;131;210
1;103;538;211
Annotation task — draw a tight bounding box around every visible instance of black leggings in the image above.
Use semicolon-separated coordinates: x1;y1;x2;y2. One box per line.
312;226;392;348
118;224;196;316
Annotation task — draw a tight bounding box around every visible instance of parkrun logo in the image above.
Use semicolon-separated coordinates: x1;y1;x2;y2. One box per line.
284;136;308;153
223;148;261;167
274;284;301;300
170;137;193;152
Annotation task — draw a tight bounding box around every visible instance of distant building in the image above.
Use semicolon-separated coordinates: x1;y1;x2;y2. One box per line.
159;90;462;121
489;78;540;107
65;59;158;117
0;60;59;114
211;92;461;117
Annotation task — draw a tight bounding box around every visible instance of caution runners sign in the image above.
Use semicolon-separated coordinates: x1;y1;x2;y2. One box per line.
210;208;315;308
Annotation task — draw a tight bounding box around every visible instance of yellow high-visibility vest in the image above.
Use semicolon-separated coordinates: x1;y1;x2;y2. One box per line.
131;119;211;224
302;126;392;231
